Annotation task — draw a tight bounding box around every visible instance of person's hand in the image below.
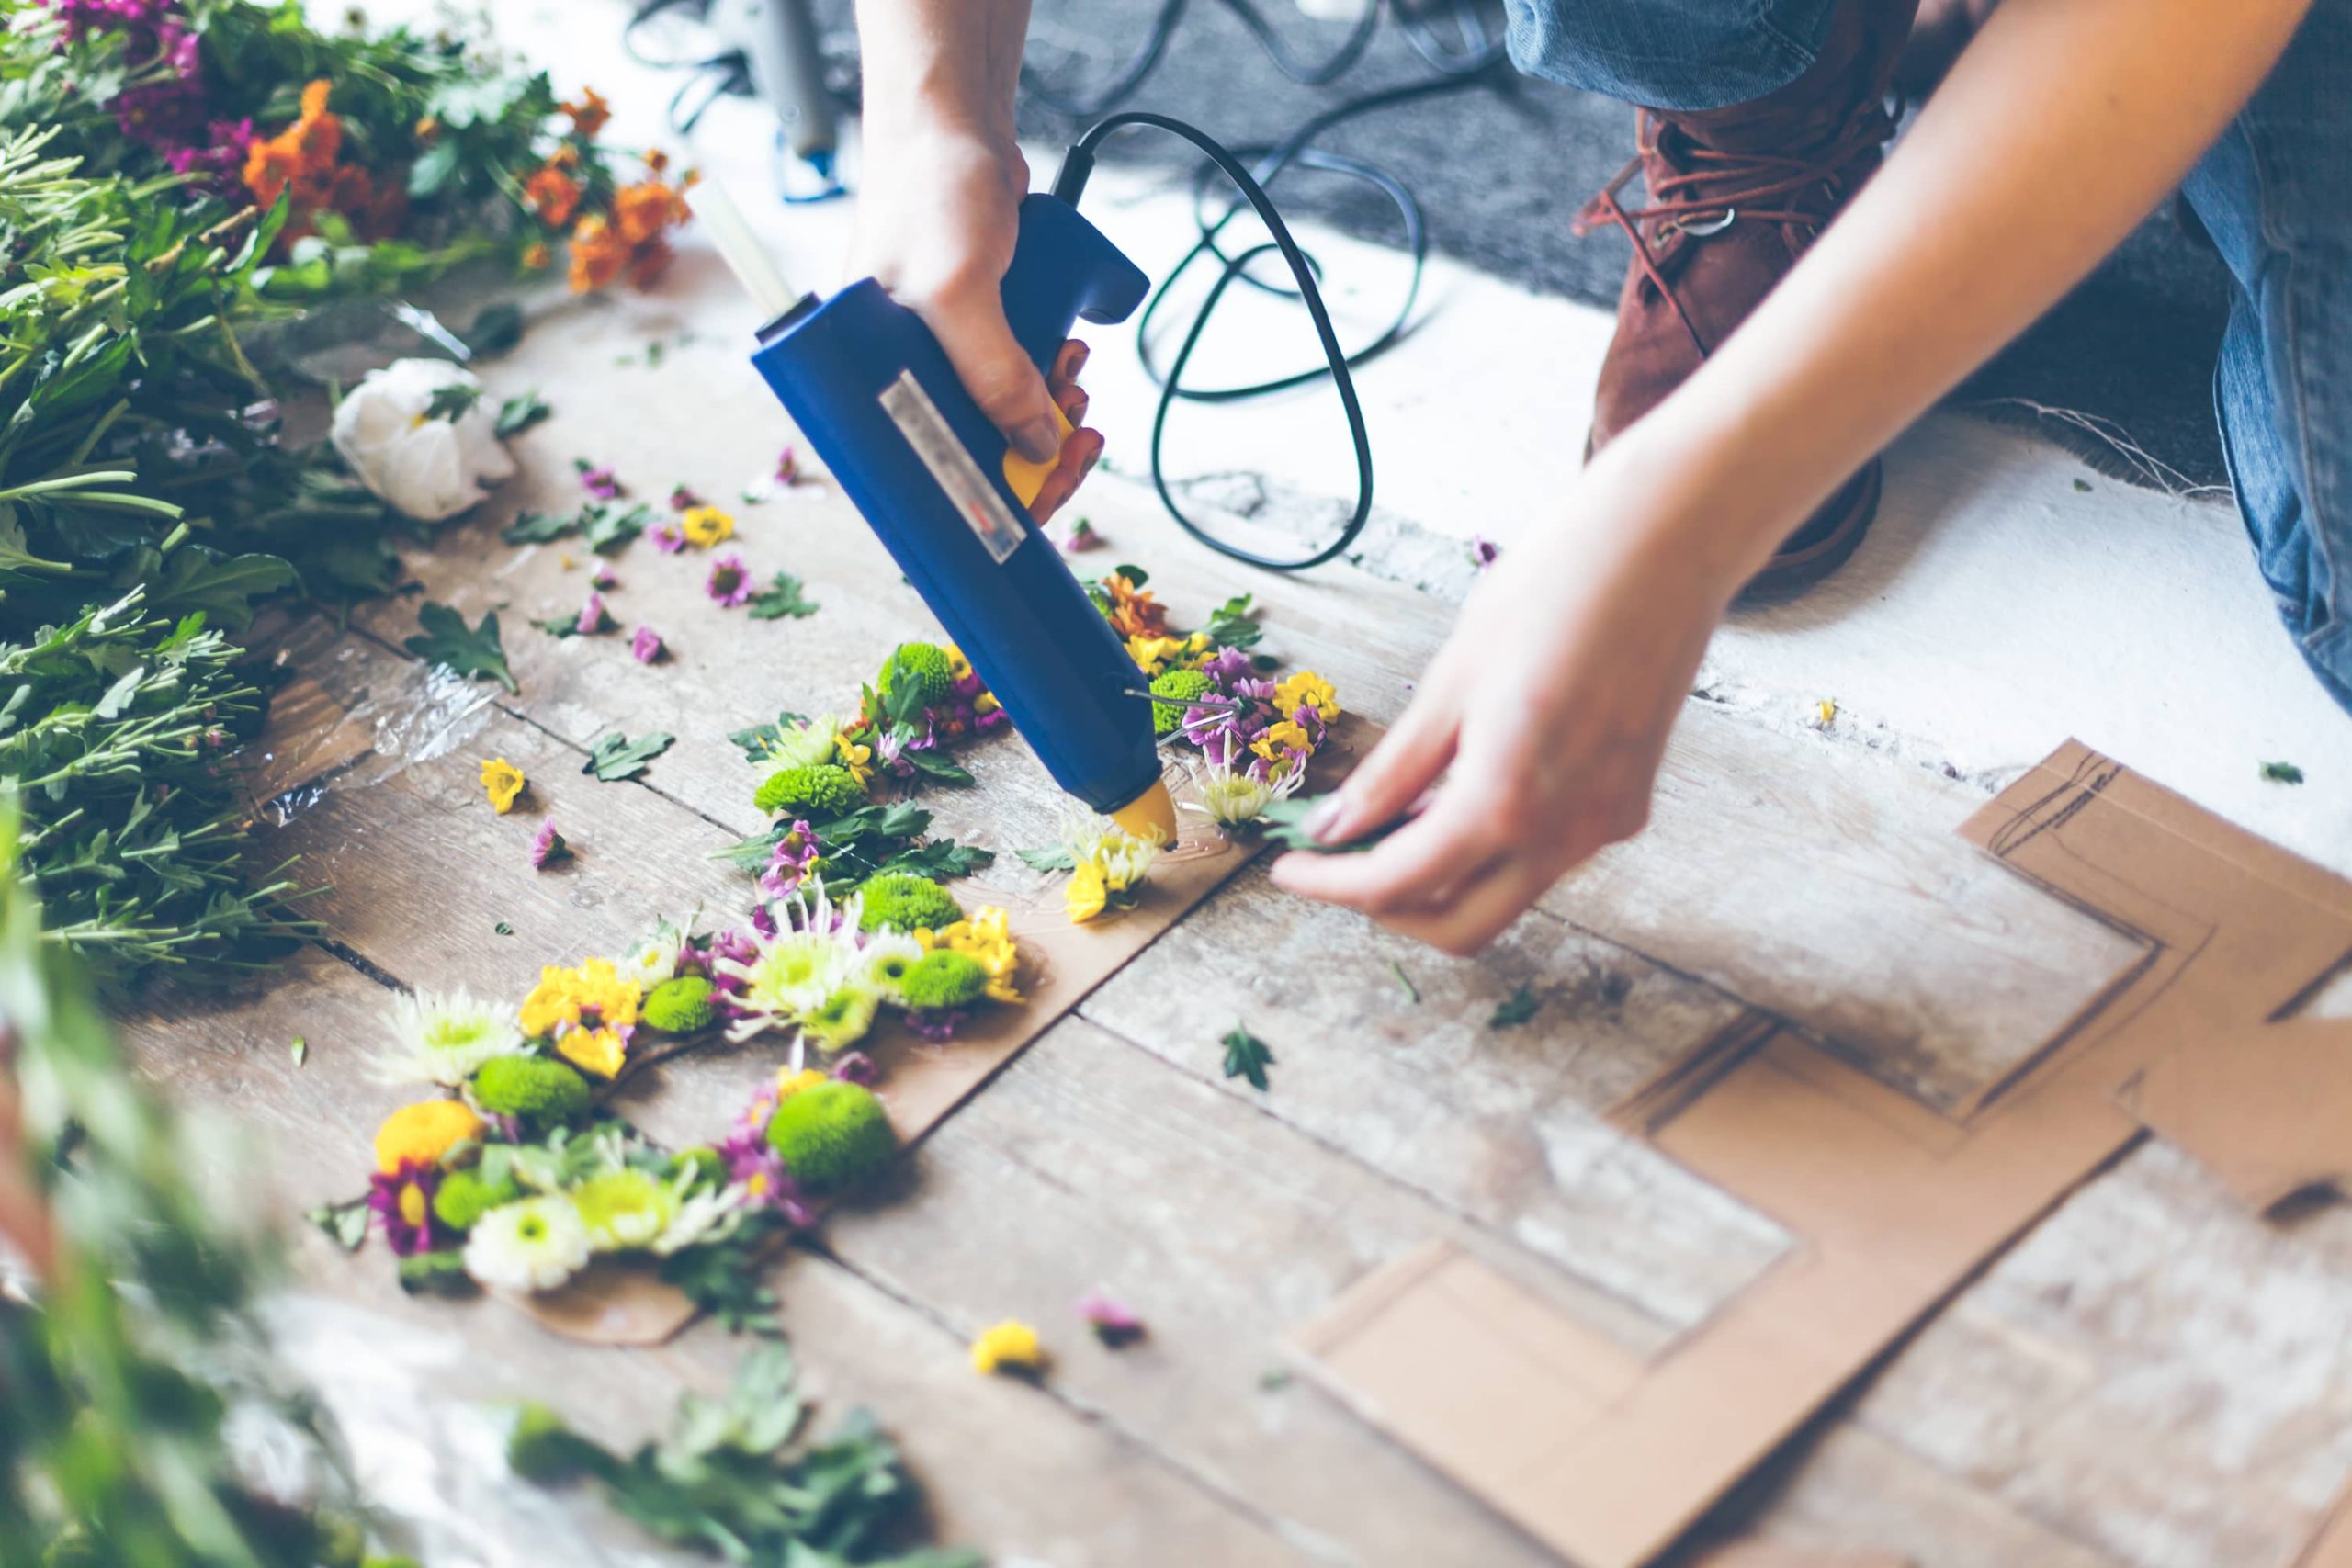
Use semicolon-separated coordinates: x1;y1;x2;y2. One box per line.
1270;450;1743;954
848;119;1101;518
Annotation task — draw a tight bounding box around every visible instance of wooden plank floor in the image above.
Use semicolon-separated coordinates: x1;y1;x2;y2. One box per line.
113;280;2352;1568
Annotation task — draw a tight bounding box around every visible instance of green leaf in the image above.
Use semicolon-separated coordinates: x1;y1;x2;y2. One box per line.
903;748;973;786
2261;760;2305;784
729;711;810;762
1202;592;1264;650
1487;985;1541;1030
581;502;650;554
463;300;525;356
406;603;517;693
1258;795;1401;854
501;508;575;545
1390;962;1419;1004
1015;846;1075;873
495;389;552;437
290;1037;307;1068
139;546;300;634
398;1250;478;1296
583;730;674;782
423;382;481;423
746;571;820;620
1220;1024;1275;1092
308;1198;369;1252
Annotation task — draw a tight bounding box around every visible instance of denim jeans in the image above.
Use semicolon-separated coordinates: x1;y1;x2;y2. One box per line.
1506;0;2352;714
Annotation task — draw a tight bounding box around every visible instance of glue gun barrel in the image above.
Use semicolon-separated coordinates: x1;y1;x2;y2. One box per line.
684;178;800;321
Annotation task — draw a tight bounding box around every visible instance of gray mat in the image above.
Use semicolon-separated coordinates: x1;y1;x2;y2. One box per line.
1014;0;2236;491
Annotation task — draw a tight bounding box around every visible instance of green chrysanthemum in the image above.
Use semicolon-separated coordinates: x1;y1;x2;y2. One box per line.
800;985;881;1053
670;1145;728;1193
570;1168;678;1251
642;974;716;1032
765;1079;897;1193
899;950;988;1010
877;641;955;709
432;1167;524;1231
754;762;863;819
1148;667;1213;738
471;1055;593;1122
857;871;962;933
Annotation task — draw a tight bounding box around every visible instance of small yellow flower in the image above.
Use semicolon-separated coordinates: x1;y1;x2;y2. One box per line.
1816;698;1838;725
1066;860;1108;923
1273;670;1340;722
926;907;1023;1003
374;1100;486;1173
775;1066;829;1099
519;958;642;1044
833;732;874;789
970;1318;1045;1375
1124;634;1188;677
974;691;1001;716
556;1025;628;1080
481;758;526;815
943;643;974;682
679;504;735;548
1250;719;1313;764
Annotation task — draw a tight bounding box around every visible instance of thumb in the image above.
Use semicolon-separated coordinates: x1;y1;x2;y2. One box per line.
922;281;1064;465
1316;687;1458;845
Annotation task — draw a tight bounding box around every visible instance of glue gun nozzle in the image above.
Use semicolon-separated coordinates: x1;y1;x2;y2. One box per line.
1108;777;1179;842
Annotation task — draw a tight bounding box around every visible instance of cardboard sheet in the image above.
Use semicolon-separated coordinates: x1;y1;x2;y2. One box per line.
1686;1546;1909;1568
524;812;1270;1346
1293;740;2352;1567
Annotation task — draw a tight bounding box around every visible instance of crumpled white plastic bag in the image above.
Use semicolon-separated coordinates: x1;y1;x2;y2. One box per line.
331;357;518;522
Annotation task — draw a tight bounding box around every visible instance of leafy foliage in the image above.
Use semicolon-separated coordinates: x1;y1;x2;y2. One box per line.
2260;760;2305;784
1220;1024;1276;1092
0;792;378;1563
403;602;516;693
582;729;674;782
1487;985;1542;1030
728;710;809;763
746;570;820;621
507;1345;978;1567
1258;795;1403;854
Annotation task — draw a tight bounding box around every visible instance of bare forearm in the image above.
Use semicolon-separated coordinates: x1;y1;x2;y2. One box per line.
1624;0;2312;589
854;0;1030;143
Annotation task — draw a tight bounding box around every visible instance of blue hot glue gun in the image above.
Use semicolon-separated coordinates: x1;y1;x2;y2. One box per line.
690;180;1178;840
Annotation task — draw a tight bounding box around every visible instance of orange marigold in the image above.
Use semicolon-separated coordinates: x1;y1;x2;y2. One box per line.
561;86;611;138
1103;572;1168;639
524;163;582;229
611;177;688;246
568;212;630;293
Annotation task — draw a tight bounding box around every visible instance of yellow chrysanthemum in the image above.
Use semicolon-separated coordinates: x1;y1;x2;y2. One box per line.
556;1025;628;1080
1065;860;1108;923
1273;670;1340;722
481;758;526;815
373;1100;486;1173
1125;634;1188;677
973;692;1000;715
942;643;973;682
775;1066;829;1099
969;1318;1045;1375
1251;718;1314;764
519;958;642;1044
833;732;874;789
679;504;735;548
922;907;1023;1004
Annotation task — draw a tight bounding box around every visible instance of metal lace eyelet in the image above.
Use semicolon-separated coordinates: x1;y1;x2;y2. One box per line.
1671;208;1736;238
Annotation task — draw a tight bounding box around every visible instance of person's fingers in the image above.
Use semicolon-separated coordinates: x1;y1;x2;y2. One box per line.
1054;382;1090;427
1028;426;1103;524
1306;681;1461;845
1379;852;1554;955
1270;782;1504;918
922;281;1062;463
1048;338;1090;389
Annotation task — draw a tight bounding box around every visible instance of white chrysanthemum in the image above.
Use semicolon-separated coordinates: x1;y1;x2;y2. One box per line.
1186;761;1302;827
854;930;925;1000
1060;811;1162;893
652;1181;749;1256
569;1168;679;1253
463;1194;592;1292
618;915;691;992
330;358;516;522
379;988;527;1087
765;713;843;771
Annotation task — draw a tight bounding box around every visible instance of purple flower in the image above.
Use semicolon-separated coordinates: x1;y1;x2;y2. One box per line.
1075;1288;1146;1347
710;927;758;976
1470;534;1500;570
631;625;664;664
1200;647;1254;687
775;445;801;485
669;483;703;511
903;1008;967;1043
706;552;752;607
367;1160;447;1258
831;1051;878;1086
530;818;571;870
575;592;607;636
591;562;618;590
757;820;818;902
1057;517;1104;554
718;1115;816;1225
579;464;622;499
750;901;779;939
650;522;686;554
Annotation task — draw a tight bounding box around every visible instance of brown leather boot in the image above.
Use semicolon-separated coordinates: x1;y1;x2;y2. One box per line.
1577;0;1919;601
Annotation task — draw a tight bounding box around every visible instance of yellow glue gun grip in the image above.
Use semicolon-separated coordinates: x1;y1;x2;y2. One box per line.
1001;403;1073;510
